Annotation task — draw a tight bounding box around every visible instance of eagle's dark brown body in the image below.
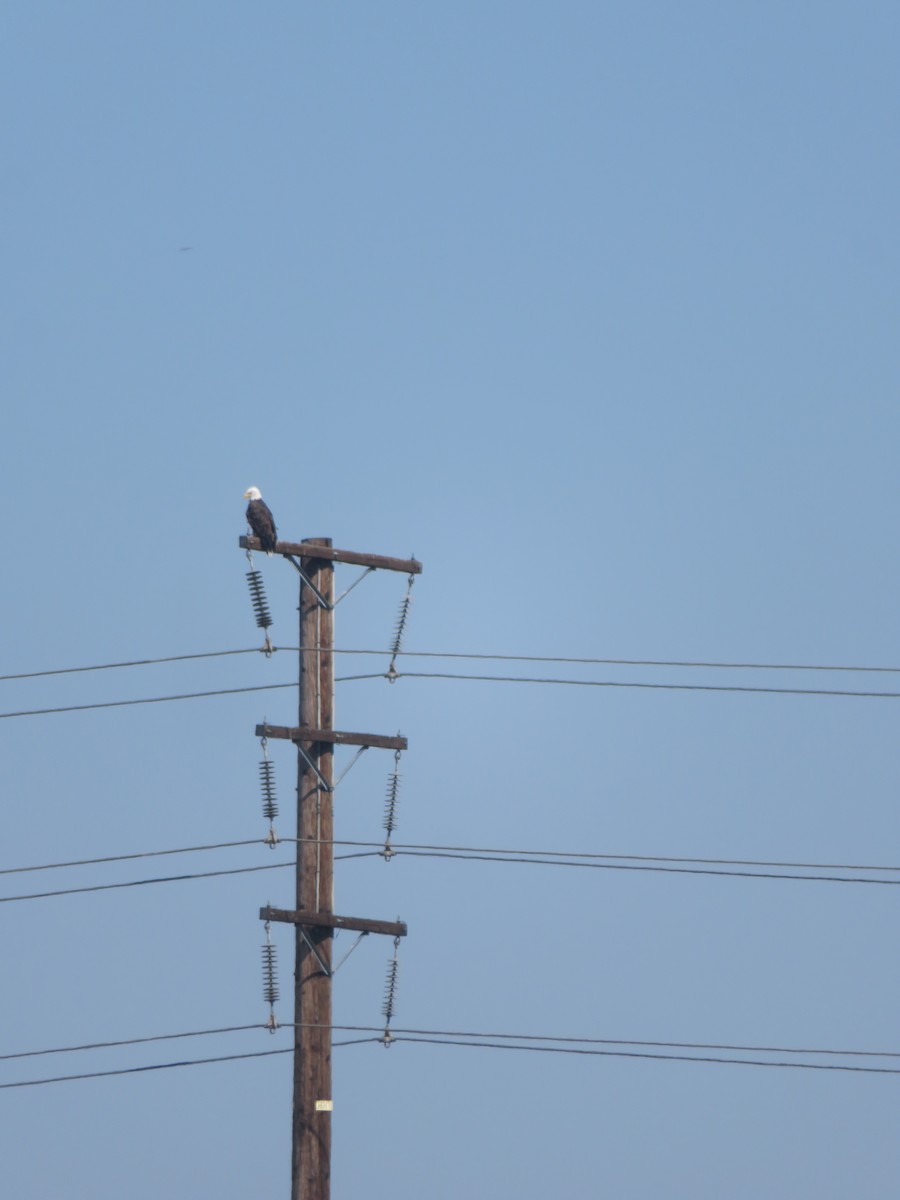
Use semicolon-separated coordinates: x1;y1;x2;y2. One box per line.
246;497;277;553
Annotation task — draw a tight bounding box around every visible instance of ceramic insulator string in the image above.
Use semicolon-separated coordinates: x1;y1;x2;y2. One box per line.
382;748;402;860
259;757;278;823
382;949;400;1025
246;570;273;631
383;764;401;840
261;942;279;1007
387;569;416;679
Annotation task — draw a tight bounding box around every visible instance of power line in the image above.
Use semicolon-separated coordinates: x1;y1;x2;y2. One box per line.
4;835;898;881
0;1039;398;1090
12;1017;897;1065
391;847;900;886
0;648;262;683
0;850;385;903
324;838;900;876
0;839;268;876
0;1047;296;1089
383;671;900;700
0;680;297;720
391;1034;900;1075
5;645;900;684
8;1020;898;1067
4;834;899;903
400;651;900;675
0;861;292;904
322;1023;900;1061
0;1024;263;1062
5;670;900;722
4;1024;898;1088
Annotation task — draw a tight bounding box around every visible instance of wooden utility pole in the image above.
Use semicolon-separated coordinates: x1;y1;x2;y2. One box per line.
241;534;419;1200
295;539;334;1200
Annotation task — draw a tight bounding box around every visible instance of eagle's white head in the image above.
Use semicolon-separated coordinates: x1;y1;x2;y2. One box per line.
243;486;262;501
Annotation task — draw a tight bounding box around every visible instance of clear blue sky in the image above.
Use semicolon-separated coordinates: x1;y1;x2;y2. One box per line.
2;3;898;1196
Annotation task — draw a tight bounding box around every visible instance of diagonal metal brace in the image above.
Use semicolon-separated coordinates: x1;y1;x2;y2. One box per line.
333;930;369;973
298;926;332;977
333;745;369;788
284;554;332;609
333;566;375;607
296;742;333;792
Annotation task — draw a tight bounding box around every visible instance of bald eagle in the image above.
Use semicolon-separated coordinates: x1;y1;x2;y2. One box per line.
243;486;278;554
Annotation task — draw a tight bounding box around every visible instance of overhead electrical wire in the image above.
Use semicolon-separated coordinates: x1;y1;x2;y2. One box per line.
0;1023;263;1062
4;833;899;881
0;838;267;876
8;1020;897;1067
317;838;900;876
0;648;261;682
0;681;298;720
0;861;293;903
4;836;899;880
4;645;900;683
389;1034;900;1075
5;640;897;1095
0;849;385;904
4;671;900;721
321;1022;900;1061
0;1047;295;1089
389;847;900;886
0;1039;384;1090
377;670;900;700
3;836;898;905
388;650;900;674
4;1023;898;1089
